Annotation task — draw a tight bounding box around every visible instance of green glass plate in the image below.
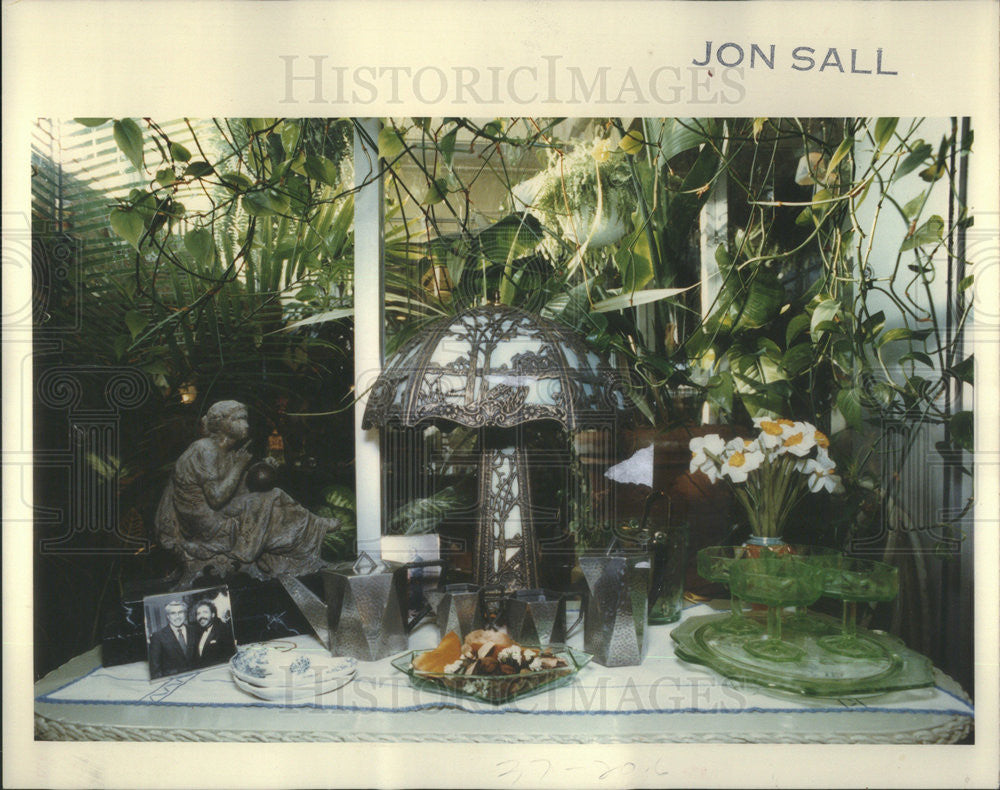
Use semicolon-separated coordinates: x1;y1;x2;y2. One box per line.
390;646;593;705
672;612;935;697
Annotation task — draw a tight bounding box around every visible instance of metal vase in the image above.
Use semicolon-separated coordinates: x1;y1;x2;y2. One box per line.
298;554;441;661
322;568;409;661
426;583;486;642
502;589;583;647
579;553;649;667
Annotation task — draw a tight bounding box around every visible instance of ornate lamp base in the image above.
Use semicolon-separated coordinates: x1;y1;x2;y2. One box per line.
473;441;539;592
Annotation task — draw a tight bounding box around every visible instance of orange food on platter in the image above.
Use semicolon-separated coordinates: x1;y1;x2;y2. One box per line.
462;629;513;654
413;629;569;677
412;630;462;673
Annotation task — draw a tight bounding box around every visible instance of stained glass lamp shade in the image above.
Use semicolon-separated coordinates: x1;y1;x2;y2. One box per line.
363;305;625;591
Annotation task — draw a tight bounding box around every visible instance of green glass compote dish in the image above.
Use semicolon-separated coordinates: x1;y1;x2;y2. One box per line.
781;545;843;634
818;557;899;659
696;546;761;634
728;556;824;662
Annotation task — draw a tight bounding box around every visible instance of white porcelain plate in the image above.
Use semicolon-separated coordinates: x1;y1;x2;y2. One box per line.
232;670;356;702
229;643;357;688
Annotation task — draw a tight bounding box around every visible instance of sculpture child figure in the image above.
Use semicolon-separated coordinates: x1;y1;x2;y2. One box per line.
155;400;338;587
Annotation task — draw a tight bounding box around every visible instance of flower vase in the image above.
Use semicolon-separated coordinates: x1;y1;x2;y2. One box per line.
740;534;794;558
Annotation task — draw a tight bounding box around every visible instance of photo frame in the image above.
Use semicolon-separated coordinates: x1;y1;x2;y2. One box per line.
142;586;236;679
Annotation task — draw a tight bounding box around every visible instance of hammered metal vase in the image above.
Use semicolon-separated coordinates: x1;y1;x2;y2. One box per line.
425;583;486;642
501;589;583;647
279;554;441;662
322;562;408;661
579;553;649;667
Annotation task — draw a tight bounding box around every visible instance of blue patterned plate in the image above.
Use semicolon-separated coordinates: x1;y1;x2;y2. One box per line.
230;642;357;688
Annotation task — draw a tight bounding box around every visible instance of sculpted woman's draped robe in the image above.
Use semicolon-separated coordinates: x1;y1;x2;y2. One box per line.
155;437;333;584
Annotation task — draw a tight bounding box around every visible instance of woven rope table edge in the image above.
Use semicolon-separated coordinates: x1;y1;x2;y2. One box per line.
34;713;971;744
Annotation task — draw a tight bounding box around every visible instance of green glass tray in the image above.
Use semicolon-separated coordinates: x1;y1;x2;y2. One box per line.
390;646;593;705
671;611;935;697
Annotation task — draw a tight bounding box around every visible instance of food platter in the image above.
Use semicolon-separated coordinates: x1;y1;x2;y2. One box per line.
391;645;593;705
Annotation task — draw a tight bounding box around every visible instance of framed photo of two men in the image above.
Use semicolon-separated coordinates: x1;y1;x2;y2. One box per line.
143;586;237;680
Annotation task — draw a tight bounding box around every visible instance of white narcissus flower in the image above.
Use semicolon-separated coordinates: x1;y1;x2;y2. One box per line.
689;434;727;483
781;421;818;457
755;418;787;451
803;454;844;493
720;442;765;483
813;427;831;452
726;437;760;453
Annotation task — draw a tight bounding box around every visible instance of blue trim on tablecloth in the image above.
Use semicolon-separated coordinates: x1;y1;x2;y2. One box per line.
40;665;107;697
932;684;975;709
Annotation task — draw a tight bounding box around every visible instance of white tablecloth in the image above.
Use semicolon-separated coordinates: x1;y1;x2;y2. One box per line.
35;602;973;743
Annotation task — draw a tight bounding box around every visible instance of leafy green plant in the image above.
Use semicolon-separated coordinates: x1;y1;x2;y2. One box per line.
373;117;726;426
33;118;364;569
691;118;972;437
661;118;973;555
386;486;464;535
86;117;357;405
317;484;358;561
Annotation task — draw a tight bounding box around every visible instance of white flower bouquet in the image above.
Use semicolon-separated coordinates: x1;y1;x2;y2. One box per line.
689;418;844;539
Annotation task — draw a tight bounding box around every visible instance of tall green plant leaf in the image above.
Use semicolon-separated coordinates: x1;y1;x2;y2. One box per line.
109;208;145;250
949;411;973;452
874;117;899;151
477;213;543;264
113;118;144;171
900;215;944;251
184;228;215;266
733;269;784;330
810;298;840;341
591;287;690;313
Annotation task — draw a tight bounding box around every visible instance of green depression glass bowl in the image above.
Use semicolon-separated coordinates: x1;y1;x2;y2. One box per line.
697;545;841;585
778;547;844;634
729;557;824;609
696;546;742;584
818;557;900;659
820;557;899;602
695;546;763;634
729;557;825;662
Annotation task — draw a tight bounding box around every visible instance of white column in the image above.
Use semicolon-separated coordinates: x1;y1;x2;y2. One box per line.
699;169;727;424
353;118;384;560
